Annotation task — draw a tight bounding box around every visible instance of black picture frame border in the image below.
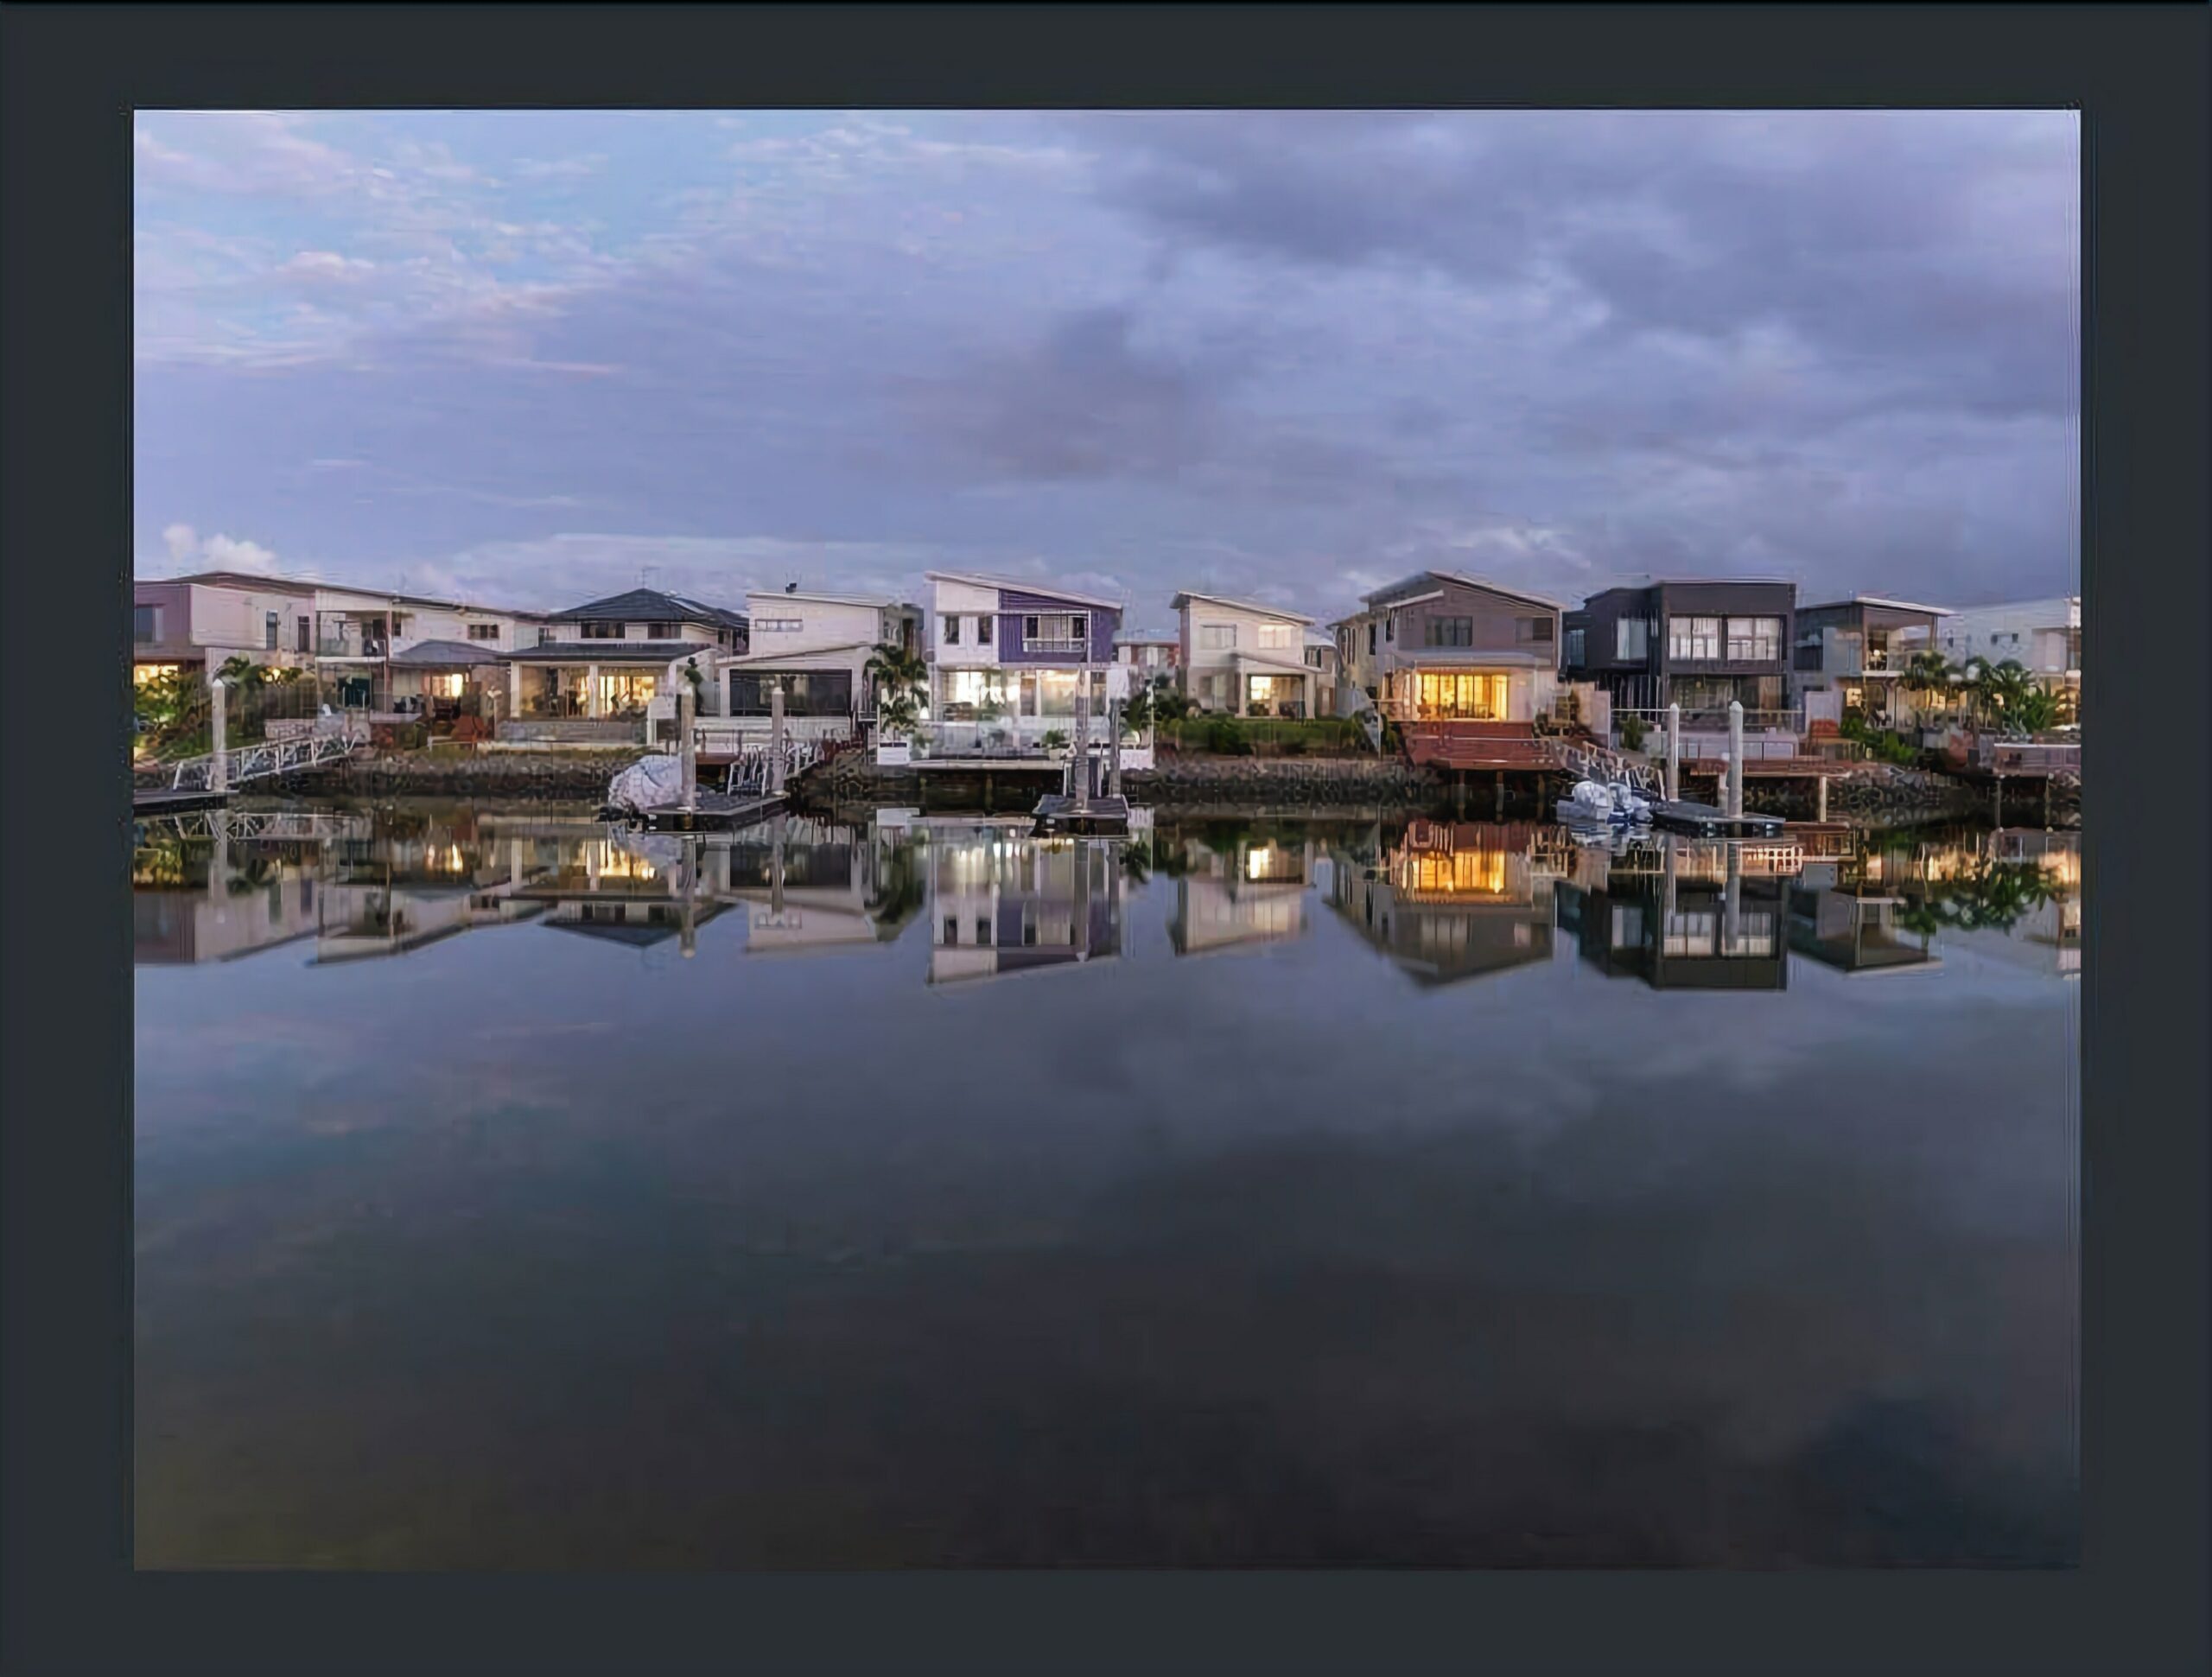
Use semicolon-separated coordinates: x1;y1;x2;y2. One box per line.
3;5;2202;1674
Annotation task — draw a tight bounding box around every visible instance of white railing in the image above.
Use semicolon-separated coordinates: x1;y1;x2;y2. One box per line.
165;723;365;791
1020;638;1089;655
1977;740;2081;775
723;738;821;796
1613;707;1803;733
1550;738;1662;796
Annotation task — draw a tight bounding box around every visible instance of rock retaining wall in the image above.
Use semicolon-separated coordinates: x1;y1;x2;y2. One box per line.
284;747;647;802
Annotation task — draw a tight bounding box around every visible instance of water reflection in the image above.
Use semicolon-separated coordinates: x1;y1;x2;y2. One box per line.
133;804;2082;985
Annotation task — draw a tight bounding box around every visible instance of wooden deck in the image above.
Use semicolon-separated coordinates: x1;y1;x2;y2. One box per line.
633;792;786;833
1402;721;1557;772
1649;799;1788;839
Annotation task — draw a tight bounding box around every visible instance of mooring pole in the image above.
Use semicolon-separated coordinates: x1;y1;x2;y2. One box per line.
677;684;697;812
1664;702;1681;803
680;835;699;960
771;812;786;918
1726;701;1745;820
1723;835;1744;956
208;676;229;796
768;683;787;797
1108;697;1123;799
1073;678;1092;814
1815;771;1829;823
1494;769;1505;820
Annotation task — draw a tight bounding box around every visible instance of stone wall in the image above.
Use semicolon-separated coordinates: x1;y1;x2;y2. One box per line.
795;749;1458;811
284;747;647;803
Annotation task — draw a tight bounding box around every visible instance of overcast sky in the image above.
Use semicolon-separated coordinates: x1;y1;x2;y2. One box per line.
134;110;2078;627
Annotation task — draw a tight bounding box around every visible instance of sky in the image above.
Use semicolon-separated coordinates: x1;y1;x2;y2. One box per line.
134;110;2080;629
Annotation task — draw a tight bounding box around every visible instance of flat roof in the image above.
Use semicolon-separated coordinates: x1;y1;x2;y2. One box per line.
1799;594;1955;617
751;590;916;612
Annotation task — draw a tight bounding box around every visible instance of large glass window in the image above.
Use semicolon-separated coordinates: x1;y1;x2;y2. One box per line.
1022;613;1088;651
1256;623;1294;650
1726;617;1782;661
1617;618;1649;660
133;604;159;643
1516;616;1554;644
1035;670;1081;716
1564;627;1586;665
1414;671;1509;719
1424;616;1473;648
1669;616;1721;660
1199;624;1237;651
938;668;1010;720
727;670;854;716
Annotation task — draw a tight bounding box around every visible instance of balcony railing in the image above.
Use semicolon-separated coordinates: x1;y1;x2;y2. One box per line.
317;638;388;658
1020;638;1088;655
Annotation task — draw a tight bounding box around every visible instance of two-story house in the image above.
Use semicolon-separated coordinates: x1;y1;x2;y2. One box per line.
1357;571;1563;725
1936;595;2080;701
923;571;1122;747
1791;595;1952;730
696;588;923;743
1170;592;1320;717
1560;579;1796;721
501;587;747;726
133;571;322;686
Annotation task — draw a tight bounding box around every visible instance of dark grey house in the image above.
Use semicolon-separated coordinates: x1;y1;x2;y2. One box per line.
1560;579;1796;716
1789;595;1951;729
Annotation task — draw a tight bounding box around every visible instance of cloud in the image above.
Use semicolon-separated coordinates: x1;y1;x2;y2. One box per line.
159;524;282;575
278;250;378;283
512;155;608;182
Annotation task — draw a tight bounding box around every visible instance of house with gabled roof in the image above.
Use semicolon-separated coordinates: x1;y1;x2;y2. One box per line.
1170;590;1319;717
500;586;747;727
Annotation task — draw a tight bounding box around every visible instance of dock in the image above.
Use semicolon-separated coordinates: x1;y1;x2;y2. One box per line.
134;786;232;816
1032;793;1132;836
1649;798;1787;839
633;791;786;833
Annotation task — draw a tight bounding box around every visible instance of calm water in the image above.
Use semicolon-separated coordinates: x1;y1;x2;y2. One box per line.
134;800;2080;1568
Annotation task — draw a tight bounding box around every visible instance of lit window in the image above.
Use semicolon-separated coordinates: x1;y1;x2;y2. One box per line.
1256;623;1294;650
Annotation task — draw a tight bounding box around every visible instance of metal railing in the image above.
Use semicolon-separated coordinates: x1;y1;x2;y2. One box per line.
1612;707;1804;733
165;723;366;791
724;738;821;795
1020;638;1089;655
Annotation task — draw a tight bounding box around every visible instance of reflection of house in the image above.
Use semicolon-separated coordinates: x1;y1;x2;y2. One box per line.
313;835;553;963
1791;595;1952;729
1168;835;1313;956
927;830;1122;985
1172;591;1320;718
1784;880;1941;976
724;818;926;954
1326;821;1555;986
511;834;733;951
132;842;324;964
924;572;1123;744
502;588;748;727
1555;838;1788;990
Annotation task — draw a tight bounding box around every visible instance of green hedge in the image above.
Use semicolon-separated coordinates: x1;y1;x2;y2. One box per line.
1160;716;1371;756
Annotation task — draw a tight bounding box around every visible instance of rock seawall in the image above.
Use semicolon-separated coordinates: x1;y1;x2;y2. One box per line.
798;751;1458;811
284;747;647;803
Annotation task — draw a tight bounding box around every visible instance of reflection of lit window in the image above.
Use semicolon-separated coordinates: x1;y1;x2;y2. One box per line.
1663;912;1717;956
1245;845;1275;881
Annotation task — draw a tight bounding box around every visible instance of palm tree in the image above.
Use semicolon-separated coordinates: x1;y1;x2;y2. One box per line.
864;640;928;716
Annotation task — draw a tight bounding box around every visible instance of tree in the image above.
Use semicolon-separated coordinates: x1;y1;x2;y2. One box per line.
1147;675;1195;723
214;654;270;694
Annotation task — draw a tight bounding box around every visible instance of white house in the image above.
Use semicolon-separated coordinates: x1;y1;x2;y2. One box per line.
1936;596;2081;691
686;588;924;746
922;571;1125;748
501;587;747;723
1170;591;1320;717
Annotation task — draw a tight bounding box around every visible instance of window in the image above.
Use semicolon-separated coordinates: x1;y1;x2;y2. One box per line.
1200;624;1237;651
1022;612;1088;651
1617;618;1649;660
468;623;501;642
582;621;625;638
1669;615;1721;660
938;668;1010;719
1337;627;1351;661
1368;622;1378;656
976;614;993;645
264;611;279;651
296;615;312;652
1256;623;1294;650
1726;617;1782;661
1425;616;1474;648
1385;613;1395;643
943;915;958;945
755;617;804;634
1564;627;1586;666
133;604;159;644
1414;672;1510;720
538;626;556;646
975;918;990;945
1305;647;1324;669
1516;616;1554;644
727;670;854;717
942;614;961;645
648;621;682;639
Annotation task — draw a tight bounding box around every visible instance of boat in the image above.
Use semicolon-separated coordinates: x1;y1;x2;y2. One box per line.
1555;778;1653;829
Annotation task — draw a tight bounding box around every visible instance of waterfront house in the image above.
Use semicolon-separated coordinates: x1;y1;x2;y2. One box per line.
501;587;747;732
1936;595;2081;702
1554;844;1789;991
922;571;1123;750
1790;595;1952;731
1561;579;1796;720
1170;591;1320;717
1357;572;1563;725
1113;629;1181;680
927;827;1122;985
690;588;924;746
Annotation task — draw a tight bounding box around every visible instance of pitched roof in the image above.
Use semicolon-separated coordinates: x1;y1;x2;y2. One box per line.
1362;570;1567;613
924;570;1122;611
159;569;551;617
1168;590;1315;625
750;588;914;612
546;587;747;626
505;640;721;664
389;639;509;667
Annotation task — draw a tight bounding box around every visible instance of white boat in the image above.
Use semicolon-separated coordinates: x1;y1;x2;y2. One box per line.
1555;778;1653;829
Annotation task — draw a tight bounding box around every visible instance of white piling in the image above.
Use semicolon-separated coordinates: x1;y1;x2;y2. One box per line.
1073;681;1092;813
207;677;229;795
677;684;697;811
1726;701;1745;820
1107;697;1123;798
768;683;787;796
1664;702;1681;803
1815;772;1828;823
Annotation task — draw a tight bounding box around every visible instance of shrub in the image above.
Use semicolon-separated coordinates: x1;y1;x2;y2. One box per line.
1205;716;1253;756
1618;714;1648;753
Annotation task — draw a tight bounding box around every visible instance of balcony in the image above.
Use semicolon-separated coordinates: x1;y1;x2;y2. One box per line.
318;638;389;659
1021;638;1089;656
